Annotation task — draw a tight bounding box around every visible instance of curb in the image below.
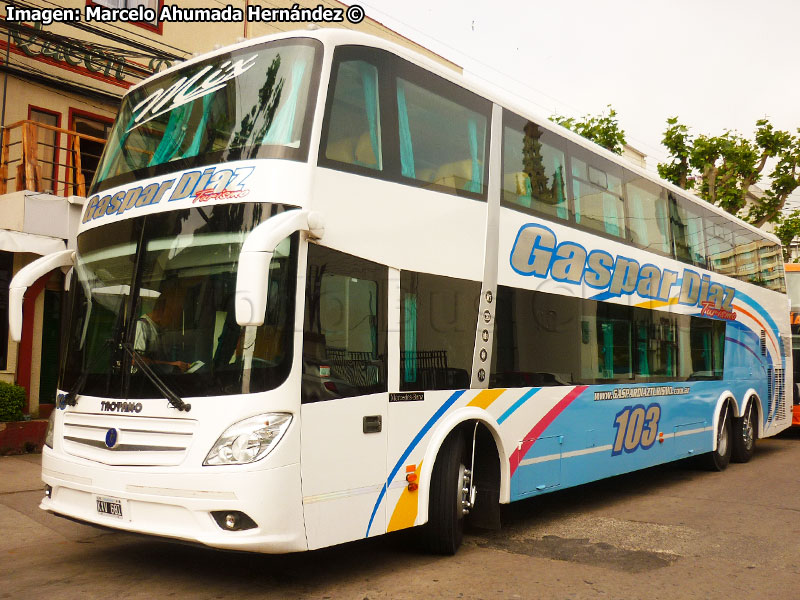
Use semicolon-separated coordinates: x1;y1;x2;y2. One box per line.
0;420;48;455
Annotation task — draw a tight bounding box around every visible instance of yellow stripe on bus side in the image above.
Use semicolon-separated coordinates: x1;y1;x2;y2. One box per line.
635;297;679;310
387;461;422;532
387;389;506;532
467;388;506;410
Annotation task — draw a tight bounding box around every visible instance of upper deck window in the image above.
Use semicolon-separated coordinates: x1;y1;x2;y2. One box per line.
626;176;670;256
502;116;568;221
324;59;382;171
395;77;488;196
499;116;784;292
92;38;322;193
705;214;736;277
570;150;625;239
320;46;490;200
670;193;706;268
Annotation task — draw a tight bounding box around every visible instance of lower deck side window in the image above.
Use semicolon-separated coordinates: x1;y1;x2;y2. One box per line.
302;245;387;403
400;271;480;391
491;285;725;386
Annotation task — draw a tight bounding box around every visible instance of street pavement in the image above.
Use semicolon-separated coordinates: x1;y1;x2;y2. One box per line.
2;429;800;599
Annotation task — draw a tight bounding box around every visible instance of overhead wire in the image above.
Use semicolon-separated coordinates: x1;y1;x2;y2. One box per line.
0;20;162;80
0;0;194;103
1;0;188;60
0;52;125;102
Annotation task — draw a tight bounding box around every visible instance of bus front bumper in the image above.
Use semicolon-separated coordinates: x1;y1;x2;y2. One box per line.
40;447;308;553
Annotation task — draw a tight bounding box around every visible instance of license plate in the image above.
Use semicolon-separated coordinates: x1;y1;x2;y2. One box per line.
96;496;124;519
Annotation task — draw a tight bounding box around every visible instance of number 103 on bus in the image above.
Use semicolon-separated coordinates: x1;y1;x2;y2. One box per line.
612;404;662;455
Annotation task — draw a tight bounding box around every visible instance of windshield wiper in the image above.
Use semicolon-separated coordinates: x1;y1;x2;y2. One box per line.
121;342;192;412
61;371;87;407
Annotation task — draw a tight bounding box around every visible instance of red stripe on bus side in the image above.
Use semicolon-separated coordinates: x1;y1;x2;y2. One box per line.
509;386;588;477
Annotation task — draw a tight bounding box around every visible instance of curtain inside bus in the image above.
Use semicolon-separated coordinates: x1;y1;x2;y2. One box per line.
466;117;481;193
403;293;417;383
263;59;307;145
397;80;416;179
358;62;380;168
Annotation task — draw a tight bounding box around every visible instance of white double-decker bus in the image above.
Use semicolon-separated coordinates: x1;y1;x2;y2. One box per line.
11;29;791;555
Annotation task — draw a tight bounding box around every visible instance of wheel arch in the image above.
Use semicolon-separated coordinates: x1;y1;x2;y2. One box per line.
740;388;763;439
416;407;510;525
711;391;737;451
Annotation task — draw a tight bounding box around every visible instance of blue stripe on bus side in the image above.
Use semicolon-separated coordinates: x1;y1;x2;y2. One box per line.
497;388;540;424
733;288;780;340
733;289;785;369
365;389;466;538
726;336;761;363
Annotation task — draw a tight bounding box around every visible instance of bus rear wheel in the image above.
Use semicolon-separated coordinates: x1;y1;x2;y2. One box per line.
701;403;732;471
426;432;470;555
732;400;757;463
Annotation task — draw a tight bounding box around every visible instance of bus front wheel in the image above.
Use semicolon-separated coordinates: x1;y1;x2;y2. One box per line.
426;432;470;555
731;400;757;463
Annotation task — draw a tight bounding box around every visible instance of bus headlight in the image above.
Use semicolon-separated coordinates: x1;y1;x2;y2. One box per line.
204;413;292;466
45;410;56;449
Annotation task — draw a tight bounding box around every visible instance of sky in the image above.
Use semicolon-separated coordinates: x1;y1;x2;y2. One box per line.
358;0;800;207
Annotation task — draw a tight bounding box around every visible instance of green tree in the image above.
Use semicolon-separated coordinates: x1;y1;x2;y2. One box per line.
550;105;626;155
774;211;800;261
658;117;800;228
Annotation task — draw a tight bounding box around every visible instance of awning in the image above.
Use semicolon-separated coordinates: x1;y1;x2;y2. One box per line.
0;229;66;256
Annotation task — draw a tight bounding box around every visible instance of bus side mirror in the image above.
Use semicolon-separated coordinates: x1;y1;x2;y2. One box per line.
9;249;75;342
235;210;323;326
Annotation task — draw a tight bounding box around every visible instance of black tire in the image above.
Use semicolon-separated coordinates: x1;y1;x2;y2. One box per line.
732;400;757;463
426;433;468;555
701;403;732;471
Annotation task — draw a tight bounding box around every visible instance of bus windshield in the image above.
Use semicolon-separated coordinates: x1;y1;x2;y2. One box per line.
92;38;321;192
61;203;297;400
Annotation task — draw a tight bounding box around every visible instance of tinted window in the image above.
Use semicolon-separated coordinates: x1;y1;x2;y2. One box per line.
502;116;568;220
324;59;382;171
758;245;785;293
570;149;625;239
636;311;678;379
321;47;491;200
94;39;321;192
302;245;387;402
62;205;297;399
728;224;762;284
683;317;725;379
491;286;725;386
400;272;479;391
492;287;580;387
727;225;785;292
396;76;488;196
627;176;670;255
670;193;706;267
705;213;735;277
581;300;632;381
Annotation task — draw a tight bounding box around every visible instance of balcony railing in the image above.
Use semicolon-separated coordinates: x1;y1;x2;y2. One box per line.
0;120;107;198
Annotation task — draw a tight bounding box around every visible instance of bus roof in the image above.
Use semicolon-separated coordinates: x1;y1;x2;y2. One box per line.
128;28;780;247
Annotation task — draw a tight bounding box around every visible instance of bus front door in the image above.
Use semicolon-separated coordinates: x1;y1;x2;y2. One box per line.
299;244;389;549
